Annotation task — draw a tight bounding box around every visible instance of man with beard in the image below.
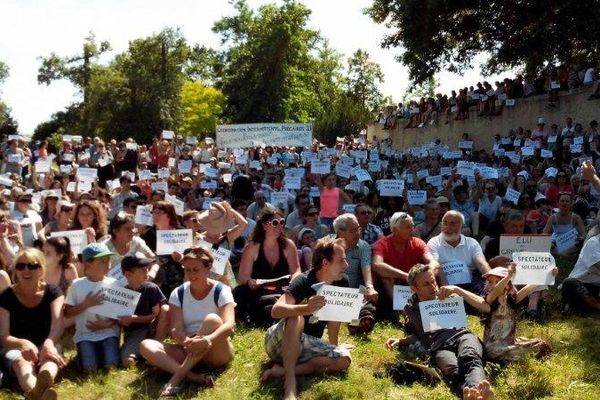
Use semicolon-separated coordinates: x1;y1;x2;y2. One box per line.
428;211;491;295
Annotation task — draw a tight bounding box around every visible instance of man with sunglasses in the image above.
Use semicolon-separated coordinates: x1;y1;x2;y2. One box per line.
285;193;310;231
355;204;383;245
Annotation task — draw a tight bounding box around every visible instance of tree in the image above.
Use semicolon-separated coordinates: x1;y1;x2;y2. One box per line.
345;49;384;111
0;61;18;136
178;81;224;138
366;0;600;84
31;104;81;144
37;32;111;133
401;77;439;104
213;0;328;123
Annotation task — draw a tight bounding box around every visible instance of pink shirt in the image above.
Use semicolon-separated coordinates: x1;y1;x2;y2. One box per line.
320;187;340;218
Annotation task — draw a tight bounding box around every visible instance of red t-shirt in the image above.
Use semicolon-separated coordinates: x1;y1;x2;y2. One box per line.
372;235;430;273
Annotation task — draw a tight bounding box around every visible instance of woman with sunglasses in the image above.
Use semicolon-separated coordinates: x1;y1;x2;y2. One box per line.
290;206;330;242
140;246;235;396
544;170;574;207
235;210;301;326
0;248;65;400
543;192;586;256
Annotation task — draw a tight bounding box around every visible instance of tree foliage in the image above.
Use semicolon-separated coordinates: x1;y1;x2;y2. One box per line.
346;49;384;111
0;61;18;136
178;81;225;138
366;0;600;84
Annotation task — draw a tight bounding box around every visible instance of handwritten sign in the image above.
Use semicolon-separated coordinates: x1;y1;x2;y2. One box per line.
135;205;154;226
512;252;555;285
178;160;192;174
378;179;404;197
441;262;471;285
106;264;127;287
393;285;413;310
156;229;193;255
271;192;289;209
161;130;175;140
354;169;372;182
313;284;363;323
418;297;467;333
407;190;427;205
284;177;301;190
499;235;552;258
311;160;331;175
50;230;88;255
88;281;141;320
504;188;521;205
554;227;578;253
165;194;184;216
151;181;168;193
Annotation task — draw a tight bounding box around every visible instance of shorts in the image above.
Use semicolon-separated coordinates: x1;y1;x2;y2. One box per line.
264;319;350;364
121;326;150;360
1;349;23;373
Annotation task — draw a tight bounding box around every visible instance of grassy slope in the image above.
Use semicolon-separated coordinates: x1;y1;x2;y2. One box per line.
1;257;599;400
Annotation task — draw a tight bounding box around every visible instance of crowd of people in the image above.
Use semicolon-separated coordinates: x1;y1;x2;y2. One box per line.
0;109;600;399
377;62;599;130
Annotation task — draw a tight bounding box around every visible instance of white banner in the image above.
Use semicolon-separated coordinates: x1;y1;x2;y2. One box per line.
216;123;313;148
512;252;556;285
419;297;467;333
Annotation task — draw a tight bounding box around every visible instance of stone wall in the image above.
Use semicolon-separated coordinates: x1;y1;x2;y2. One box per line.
367;91;600;151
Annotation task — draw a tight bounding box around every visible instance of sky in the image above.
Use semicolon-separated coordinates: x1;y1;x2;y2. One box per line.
0;0;506;136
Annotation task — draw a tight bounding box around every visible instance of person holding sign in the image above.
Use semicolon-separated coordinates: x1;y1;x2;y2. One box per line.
481;265;552;362
70;200;109;243
542;192;585;256
314;173;352;228
385;264;493;399
140;247;235;396
118;256;168;368
0;249;65;400
64;243;120;372
88;140;114;188
261;238;352;400
108;176;139;219
2;139;26;176
236;210;301;326
561;231;600;315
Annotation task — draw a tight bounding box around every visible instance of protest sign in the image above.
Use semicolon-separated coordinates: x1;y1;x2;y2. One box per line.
459;141;474;150
378;179;404;197
202;197;221;210
200;180;217;190
197;240;231;275
88;281;141;320
521;147;535;156
186;136;198;145
355;169;372;182
216;123;312;148
419;297;467;333
479;166;498;179
504;188;521;205
368;161;381;173
161;130;174;140
441;262;471;285
151;181;168;193
77;167;97;183
393;285;413;310
416;169;429;178
271;192;289;209
106;264;127;287
425;175;443;188
407;190;427;205
313;284;363;323
499;234;552;258
309;186;320;198
456;161;476;177
178;160;192;174
165;194;184;216
311;160;331;175
342;204;357;213
34;160;51;173
135;205;154;226
139;169;152;180
204;166;219;177
554;228;578;253
157;168;170;179
335;164;351;179
541;149;553;158
256;275;291;286
284;177;301;190
156;229;193;255
512;252;556;285
50;230;88;254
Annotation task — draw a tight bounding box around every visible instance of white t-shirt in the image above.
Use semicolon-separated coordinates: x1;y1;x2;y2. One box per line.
584;68;595;84
168;281;235;337
65;276;120;343
427;234;484;272
568;235;600;284
11;209;42;247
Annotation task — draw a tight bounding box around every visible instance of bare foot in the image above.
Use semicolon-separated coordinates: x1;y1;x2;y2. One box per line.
478;380;494;400
283;378;297;400
462;386;480;400
260;364;285;382
171;328;187;345
186;371;214;388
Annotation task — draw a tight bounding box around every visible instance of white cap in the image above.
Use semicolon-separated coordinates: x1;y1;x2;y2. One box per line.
534;192;546;202
537;117;545;125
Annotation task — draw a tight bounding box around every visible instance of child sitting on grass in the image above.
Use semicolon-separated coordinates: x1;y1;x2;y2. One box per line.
481;264;553;362
64;243;120;372
118;255;168;368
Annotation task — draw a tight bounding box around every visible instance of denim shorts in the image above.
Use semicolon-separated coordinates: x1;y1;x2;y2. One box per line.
77;336;120;371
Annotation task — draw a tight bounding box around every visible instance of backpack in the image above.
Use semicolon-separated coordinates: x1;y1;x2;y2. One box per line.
176;281;224;308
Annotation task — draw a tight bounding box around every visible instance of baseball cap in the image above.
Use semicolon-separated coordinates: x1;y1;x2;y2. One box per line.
482;267;509;279
121;255;155;273
82;242;116;262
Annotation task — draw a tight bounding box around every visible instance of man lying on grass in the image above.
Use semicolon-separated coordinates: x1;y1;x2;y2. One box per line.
386;263;494;400
261;237;352;400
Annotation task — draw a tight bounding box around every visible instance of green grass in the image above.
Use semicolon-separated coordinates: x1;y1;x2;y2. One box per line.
1;257;599;399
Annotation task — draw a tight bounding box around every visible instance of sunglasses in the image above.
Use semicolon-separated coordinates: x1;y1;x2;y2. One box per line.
268;218;286;227
15;262;41;271
61;206;74;213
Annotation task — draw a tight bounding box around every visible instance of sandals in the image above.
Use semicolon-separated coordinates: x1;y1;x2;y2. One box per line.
160;383;182;397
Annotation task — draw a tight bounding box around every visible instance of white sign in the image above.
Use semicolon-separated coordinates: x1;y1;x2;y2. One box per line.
161;130;175;140
499;235;552;258
135;205;154;226
541;149;553;158
50;230;88;255
158;168;170;179
139;170;152;180
34;160;51;173
270;192;289;209
216;123;313;148
458;141;474;150
456;161;476;177
156;229;193;255
393;285;413;310
407;190;427;205
77;167;98;183
165;194;184;216
335;163;351;179
355;169;372;182
151;181;168;193
88;281;141;320
284;177;301;190
479;166;498;179
378;179;404;197
200;180;217;190
512;252;556;285
441;262;471;285
554;228;578;253
198;240;231;275
178;160;192;174
341;204;356;213
419;297;467;333
106;264;127;287
504;188;521;205
204;166;219;177
313;284;363;323
311;160;331;175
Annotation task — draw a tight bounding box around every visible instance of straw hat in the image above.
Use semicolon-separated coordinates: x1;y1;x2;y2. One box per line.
198;202;232;235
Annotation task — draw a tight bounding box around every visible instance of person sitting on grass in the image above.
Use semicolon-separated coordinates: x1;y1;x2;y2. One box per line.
64;243;120;373
139;246;235;397
118;255;169;368
481;265;553;362
0;249;65;400
261;237;352;400
385;263;494;400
